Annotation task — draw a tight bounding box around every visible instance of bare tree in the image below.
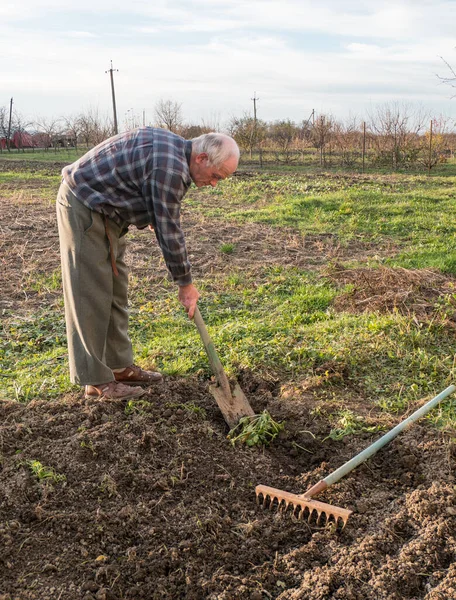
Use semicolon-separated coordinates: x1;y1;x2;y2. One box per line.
0;106;9;152
179;123;212;139
12;111;33;152
77;108;114;148
228;113;266;158
312;114;335;167
437;56;456;94
332;116;362;167
201;112;222;132
417;116;453;171
61;114;82;149
268;120;301;163
368;102;429;170
34;117;62;150
154;99;184;133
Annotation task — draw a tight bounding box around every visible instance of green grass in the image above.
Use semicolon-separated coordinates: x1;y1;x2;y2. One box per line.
1;309;73;401
129;269;455;410
2;167;456;431
0;148;86;163
188;173;456;274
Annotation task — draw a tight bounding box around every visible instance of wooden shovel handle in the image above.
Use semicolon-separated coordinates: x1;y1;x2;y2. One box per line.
193;306;232;398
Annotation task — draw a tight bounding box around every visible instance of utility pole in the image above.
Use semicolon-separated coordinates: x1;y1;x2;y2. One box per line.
251;91;259;123
7;97;13;152
105;60;119;135
251;92;260;162
428;119;433;175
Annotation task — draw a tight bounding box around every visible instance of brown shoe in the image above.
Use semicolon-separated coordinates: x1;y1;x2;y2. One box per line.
85;381;145;400
113;364;163;386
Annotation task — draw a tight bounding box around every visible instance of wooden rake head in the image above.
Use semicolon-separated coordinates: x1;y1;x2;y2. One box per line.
256;484;352;529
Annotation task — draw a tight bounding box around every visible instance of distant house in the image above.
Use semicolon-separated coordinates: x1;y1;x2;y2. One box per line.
0;129;77;150
0;131;37;150
53;132;77;148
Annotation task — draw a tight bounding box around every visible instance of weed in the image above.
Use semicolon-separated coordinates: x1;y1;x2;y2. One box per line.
165;402;207;419
79;438;96;455
99;474;118;497
228;411;285;447
27;269;62;294
27;460;66;484
220;242;235;254
124;399;152;416
325;409;383;441
13;382;33;403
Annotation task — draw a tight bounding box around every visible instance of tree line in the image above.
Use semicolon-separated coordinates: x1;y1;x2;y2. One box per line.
1;98;454;172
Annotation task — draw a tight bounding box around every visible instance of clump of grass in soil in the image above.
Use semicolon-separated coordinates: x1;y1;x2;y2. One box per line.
124;399;153;415
220;242;235;254
227;410;285;447
27;460;66;484
325;409;385;441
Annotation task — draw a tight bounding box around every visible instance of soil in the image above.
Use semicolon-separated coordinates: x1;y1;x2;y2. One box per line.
1;383;456;600
1;162;456;599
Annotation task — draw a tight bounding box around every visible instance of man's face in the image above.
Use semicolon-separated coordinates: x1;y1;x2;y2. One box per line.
189;153;238;188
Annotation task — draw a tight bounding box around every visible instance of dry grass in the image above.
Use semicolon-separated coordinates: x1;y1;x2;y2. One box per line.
326;264;456;325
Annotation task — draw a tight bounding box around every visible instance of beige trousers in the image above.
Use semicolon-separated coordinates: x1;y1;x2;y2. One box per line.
56;182;133;385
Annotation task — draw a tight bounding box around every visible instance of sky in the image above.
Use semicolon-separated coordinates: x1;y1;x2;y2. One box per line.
1;0;456;131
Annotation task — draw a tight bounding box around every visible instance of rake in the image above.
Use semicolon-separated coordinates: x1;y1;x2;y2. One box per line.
256;384;456;528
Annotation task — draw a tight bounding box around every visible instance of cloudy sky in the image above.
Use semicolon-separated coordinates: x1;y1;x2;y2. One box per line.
1;0;456;130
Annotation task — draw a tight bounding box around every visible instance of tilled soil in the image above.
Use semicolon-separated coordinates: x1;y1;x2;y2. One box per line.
1;376;456;600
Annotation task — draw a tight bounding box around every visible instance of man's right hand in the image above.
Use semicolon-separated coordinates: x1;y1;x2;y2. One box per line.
178;283;200;319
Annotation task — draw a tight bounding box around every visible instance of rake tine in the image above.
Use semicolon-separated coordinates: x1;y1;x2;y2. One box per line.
256;485;352;528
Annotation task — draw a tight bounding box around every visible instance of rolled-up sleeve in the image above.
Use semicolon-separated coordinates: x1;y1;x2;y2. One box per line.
143;168;192;286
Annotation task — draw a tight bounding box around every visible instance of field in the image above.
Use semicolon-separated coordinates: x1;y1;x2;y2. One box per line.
1;157;456;599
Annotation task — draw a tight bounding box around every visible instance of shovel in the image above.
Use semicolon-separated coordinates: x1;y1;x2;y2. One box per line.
193;306;255;428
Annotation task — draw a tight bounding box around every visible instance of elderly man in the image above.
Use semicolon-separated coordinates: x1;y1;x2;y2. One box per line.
56;128;240;400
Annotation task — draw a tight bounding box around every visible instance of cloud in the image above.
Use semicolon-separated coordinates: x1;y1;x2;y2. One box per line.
1;0;456;124
65;31;98;38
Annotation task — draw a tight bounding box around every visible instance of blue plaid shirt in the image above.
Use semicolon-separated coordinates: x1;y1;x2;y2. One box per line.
62;127;193;286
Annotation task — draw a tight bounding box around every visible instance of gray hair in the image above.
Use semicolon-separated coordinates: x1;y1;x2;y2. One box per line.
191;133;240;167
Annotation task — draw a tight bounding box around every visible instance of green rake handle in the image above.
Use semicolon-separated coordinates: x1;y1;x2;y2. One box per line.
304;384;456;498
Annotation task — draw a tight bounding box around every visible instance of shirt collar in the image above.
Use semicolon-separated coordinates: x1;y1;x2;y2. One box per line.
184;140;192;186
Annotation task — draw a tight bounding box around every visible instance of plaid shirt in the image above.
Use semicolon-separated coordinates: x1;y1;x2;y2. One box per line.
62;127;193;286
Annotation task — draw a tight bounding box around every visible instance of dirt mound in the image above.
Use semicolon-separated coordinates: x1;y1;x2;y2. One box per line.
1;375;455;599
280;481;456;600
327;265;456;325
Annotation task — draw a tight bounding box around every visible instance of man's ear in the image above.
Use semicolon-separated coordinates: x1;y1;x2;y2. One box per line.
195;152;208;164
